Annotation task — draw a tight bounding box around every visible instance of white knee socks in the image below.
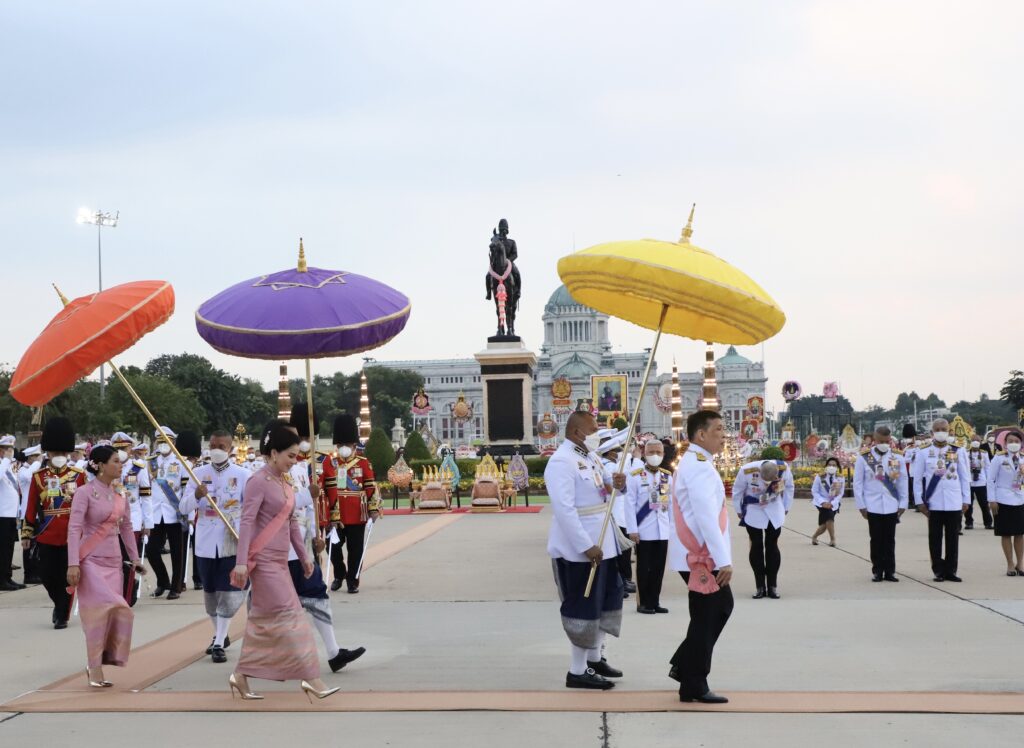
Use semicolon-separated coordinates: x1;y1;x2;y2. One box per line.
214;616;231;647
313;618;341;660
570;645;589;675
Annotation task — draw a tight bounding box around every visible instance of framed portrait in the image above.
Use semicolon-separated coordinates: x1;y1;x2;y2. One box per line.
591;375;628;420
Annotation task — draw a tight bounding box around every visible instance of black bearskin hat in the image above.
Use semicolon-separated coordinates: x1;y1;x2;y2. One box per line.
902;424;917;439
333;414;359;445
176;430;203;459
41;417;75;452
289;402;319;440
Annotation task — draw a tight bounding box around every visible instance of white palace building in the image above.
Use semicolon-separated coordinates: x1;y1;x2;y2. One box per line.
375;285;767;448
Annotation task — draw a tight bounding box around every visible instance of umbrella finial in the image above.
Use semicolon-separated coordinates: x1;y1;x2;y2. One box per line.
680;203;696;244
297;237;308;273
53;284;70;307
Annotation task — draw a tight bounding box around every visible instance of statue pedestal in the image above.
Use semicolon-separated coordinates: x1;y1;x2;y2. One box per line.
475;340;537;456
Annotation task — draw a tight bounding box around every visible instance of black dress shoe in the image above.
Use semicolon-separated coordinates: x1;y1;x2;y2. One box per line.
224;635;230;649
984;524;993;530
945;574;962;582
933;575;944;582
767;587;780;599
0;581;25;591
668;666;681;682
883;574;899;582
566;669;614;690
54;620;68;630
205;638;216;655
151;587;167;598
872;573;883;582
194;582;204;591
637;606;657;614
330;579;343;592
346;584;359;594
623;580;637;593
654;606;670;614
587;658;622;678
752;588;767;599
167;590;181;600
210;646;227;663
680;690;729;704
24;576;42;585
328;646;366;673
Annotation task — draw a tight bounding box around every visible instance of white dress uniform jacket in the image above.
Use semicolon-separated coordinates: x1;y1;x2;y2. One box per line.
0;456;20;518
148;453;187;524
624;466;672;541
121;459;153;532
987;453;1024;506
854;447;909;514
966;449;990;488
288;461;316;562
912;444;970;511
668;444;731;572
731;460;795;530
18;461;42;519
811;473;845;510
601;457;628;527
545;439;620;562
180;462;251;558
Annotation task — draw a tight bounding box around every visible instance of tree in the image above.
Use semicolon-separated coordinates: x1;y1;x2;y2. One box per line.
1002;371;1024;410
761;446;786;461
403;431;432;461
612;416;628;430
950;398;1016;431
105;371;205;437
0;366;34;434
365;427;397;478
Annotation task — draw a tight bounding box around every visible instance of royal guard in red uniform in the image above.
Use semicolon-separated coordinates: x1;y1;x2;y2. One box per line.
290;403;338;535
329;414;381;593
21;417;86;629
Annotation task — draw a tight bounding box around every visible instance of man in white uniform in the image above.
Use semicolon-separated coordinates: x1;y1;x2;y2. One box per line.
731;458;794;599
625;439;672;614
146;426;187;599
913;419;970;582
854;426;908;582
0;435;24;590
667;410;732;704
180;430;251;662
545;411;627;690
17;445;43;584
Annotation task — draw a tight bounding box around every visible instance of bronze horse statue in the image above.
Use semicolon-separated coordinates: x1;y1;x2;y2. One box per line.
485;232;519;336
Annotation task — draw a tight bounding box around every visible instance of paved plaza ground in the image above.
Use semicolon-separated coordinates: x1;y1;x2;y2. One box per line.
1;500;1022;747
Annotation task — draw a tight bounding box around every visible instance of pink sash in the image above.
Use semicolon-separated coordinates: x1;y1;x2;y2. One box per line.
246;483;295;570
77;490;127;562
671;474;728;595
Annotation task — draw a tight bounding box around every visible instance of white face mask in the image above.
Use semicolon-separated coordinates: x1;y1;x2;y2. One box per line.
645;454;663;468
1007;442;1022;454
298;441;311;453
158;443;172;455
825;465;838;475
209;449;230;465
875;443;891;454
970;441;980;449
246;454;255;462
117;450;128;463
988;437;996;443
338;445;354;459
583;433;602;453
50;455;68;469
932;431;949;443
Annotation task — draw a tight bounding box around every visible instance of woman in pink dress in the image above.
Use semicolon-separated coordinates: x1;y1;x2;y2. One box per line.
67;445;145;687
228;424;339;701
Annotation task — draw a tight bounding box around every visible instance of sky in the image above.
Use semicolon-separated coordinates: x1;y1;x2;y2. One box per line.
1;1;1021;419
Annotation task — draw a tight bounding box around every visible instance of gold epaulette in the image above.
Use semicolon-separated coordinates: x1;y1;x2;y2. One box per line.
658;467;673;475
69;466;84;474
860;448;871;456
133;459;146;468
744;466;759;475
892;448;904;456
695;453;707;462
630;467;645;476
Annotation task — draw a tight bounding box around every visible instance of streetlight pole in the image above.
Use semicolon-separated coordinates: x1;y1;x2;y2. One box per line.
76;208;119;400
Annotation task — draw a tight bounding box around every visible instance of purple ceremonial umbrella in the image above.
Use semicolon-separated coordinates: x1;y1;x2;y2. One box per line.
195;240;411;360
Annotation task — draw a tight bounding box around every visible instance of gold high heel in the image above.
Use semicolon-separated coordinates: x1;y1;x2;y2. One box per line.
85;668;112;688
300;680;340;702
228;673;264;700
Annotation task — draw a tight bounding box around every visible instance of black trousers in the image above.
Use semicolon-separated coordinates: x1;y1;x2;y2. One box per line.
330;523;366;588
635;539;668;608
670;571;733;698
37;542;70;623
965;486;992;528
907;477;917;507
617;526;633;582
745;523;782;589
146;519;184;592
928;510;961;576
22;539;41;583
0;517;17;583
867;512;898;575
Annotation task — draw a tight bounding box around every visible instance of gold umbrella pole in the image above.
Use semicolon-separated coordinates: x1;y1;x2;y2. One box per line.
305;358;324;543
585;304;668;597
53;285;238;540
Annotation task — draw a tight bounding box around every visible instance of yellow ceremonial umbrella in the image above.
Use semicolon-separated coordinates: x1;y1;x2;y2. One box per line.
558;206;786;595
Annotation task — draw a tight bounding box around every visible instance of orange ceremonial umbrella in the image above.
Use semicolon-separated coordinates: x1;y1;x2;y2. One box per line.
10;280;236;539
10;280;174;407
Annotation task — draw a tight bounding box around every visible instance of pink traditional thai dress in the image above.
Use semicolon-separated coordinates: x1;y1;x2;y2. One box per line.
67;479;139;668
235;465;319;681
